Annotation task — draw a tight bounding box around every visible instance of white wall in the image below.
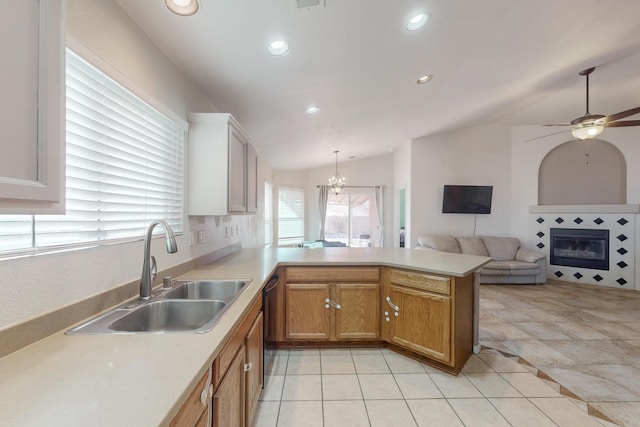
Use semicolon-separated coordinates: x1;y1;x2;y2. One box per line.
409;123;513;247
0;0;272;330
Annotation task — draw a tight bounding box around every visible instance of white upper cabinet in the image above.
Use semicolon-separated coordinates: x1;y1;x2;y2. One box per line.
187;113;259;216
0;0;65;214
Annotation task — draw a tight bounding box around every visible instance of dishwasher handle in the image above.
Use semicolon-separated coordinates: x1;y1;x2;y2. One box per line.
263;276;279;294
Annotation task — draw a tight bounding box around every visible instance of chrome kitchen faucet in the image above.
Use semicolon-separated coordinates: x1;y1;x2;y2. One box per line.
139;220;178;300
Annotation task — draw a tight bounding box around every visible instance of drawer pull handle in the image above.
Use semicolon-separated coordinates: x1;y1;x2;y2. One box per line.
324;298;342;310
386;296;399;312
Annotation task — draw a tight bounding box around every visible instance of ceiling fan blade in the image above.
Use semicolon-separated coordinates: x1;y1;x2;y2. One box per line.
603;106;640;123
542;124;570;127
525;129;570;142
605;120;640;127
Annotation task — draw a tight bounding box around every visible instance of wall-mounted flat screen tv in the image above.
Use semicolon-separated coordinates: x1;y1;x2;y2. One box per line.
442;185;493;214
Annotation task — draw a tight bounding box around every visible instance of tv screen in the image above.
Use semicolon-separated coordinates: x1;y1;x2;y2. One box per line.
442;185;493;214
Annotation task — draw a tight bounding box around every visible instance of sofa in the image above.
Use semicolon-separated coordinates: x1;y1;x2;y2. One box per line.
415;234;547;284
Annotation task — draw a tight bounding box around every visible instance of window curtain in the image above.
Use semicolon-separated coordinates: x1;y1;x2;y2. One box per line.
318;185;330;240
375;186;385;247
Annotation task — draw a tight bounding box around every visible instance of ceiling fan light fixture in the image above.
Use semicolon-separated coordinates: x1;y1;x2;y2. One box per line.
165;0;199;16
571;122;605;140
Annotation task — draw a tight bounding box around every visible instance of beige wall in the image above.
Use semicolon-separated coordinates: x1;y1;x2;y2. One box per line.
0;0;273;329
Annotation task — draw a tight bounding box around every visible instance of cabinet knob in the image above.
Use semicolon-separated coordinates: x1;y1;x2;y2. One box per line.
244;362;253;372
200;389;208;405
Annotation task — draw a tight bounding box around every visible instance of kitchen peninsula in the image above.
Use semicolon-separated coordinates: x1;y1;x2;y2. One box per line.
0;247;489;426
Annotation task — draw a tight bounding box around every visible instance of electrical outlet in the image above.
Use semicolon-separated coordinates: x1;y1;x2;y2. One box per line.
198;230;206;244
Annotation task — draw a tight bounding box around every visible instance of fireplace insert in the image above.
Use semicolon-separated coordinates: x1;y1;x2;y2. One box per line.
550;228;609;270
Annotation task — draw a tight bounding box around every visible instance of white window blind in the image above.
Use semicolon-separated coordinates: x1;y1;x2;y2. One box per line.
0;49;185;254
264;182;273;247
277;187;304;246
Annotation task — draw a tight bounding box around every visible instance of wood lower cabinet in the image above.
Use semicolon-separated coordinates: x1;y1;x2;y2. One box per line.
283;267;380;342
211;295;263;427
213;347;245;427
335;283;380;340
244;313;263;427
386;283;452;363
285;283;331;340
382;268;473;372
170;368;212;427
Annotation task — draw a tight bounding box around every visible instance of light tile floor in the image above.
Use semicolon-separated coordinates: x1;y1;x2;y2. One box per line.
479;281;640;427
253;346;615;427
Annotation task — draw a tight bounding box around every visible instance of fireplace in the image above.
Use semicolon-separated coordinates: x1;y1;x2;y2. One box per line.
550;228;609;270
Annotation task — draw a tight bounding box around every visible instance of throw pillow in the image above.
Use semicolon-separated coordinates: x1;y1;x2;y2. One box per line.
456;237;489;256
481;236;520;260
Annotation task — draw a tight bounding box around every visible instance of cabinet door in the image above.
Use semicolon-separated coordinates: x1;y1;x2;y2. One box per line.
387;285;452;364
245;144;258;213
213;347;245;427
335;283;380;340
170;369;211;427
228;126;246;212
0;0;64;213
285;283;331;340
244;312;263;427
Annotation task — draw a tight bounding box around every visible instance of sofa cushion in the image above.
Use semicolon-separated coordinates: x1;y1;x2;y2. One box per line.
480;261;539;276
456;237;488;256
515;248;546;263
481;236;520;261
480;260;539;276
417;234;461;253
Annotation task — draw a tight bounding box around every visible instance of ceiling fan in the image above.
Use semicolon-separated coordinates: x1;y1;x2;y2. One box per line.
528;67;640;142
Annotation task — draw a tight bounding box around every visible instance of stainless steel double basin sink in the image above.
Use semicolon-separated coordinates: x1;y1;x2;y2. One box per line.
67;279;250;335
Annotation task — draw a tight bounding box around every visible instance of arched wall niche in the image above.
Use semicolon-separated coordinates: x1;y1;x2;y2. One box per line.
538;139;626;205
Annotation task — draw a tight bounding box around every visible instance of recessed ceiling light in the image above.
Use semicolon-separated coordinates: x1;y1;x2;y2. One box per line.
165;0;199;16
416;74;433;84
268;40;290;56
406;12;429;31
306;106;320;114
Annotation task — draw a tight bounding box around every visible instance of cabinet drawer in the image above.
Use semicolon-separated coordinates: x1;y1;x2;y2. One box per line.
286;267;380;282
389;269;450;295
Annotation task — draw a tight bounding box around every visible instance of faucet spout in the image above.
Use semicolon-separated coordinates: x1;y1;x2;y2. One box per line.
140;220;178;299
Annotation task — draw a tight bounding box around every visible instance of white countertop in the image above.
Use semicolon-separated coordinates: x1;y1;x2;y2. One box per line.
0;247;489;427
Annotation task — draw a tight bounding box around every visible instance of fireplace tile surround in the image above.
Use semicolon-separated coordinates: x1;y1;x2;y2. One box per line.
529;205;638;290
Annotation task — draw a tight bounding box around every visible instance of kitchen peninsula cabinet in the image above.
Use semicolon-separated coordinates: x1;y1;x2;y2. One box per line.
187;113;258;216
382;268;474;372
0;0;65;213
283;267;380;341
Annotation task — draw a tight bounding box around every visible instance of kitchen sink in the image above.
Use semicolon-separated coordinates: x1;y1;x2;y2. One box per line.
108;300;227;333
66;278;251;335
164;280;248;300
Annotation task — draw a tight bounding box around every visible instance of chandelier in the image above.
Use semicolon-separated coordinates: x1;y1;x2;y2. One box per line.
328;150;346;194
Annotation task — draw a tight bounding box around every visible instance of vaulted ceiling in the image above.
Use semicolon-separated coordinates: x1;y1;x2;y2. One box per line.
115;0;640;170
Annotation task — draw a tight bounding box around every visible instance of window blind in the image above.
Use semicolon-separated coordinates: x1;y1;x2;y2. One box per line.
0;49;185;254
277;186;304;246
